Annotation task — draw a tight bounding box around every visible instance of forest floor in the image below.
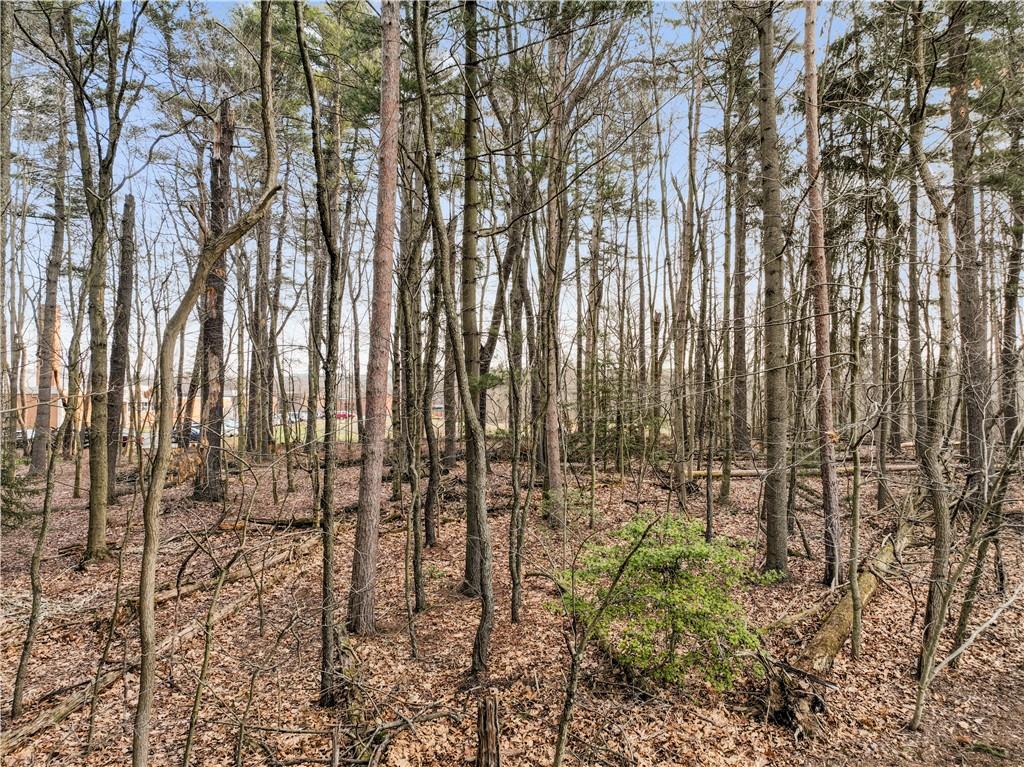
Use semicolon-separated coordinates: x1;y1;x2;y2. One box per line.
1;451;1022;766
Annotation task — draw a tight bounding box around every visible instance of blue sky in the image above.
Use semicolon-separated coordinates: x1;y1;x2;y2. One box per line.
6;1;913;409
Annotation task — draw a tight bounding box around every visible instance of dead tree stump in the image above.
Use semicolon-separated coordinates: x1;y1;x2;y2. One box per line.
475;692;500;767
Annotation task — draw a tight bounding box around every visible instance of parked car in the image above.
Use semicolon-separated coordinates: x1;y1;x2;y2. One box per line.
172;424;200;446
119;429;141;448
287;410;307;425
221;419;240;438
335;410;355;420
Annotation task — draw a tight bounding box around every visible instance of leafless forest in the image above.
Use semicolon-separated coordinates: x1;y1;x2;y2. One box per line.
1;1;1023;765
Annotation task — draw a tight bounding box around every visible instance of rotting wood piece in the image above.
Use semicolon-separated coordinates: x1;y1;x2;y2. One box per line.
476;692;501;767
767;510;916;738
798;515;915;674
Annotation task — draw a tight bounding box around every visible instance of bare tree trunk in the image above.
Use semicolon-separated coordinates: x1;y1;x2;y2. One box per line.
348;0;400;635
671;69;702;507
391;309;405;502
63;276;88;462
883;210;902;453
422;264;443;548
413;0;493;673
307;232;325;469
908;0;955;729
444;245;458;468
732;144;751;457
0;2;13;481
58;2;143;559
193;102;235;503
755;1;789;575
461;0;484;594
29;107;67;476
907;197;927;440
540;10;569;527
1000;121;1022;444
63;7;115;560
12;419;67;719
508;231;527;621
803;0;841;586
106;194;136;502
350;278;364;442
475;693;500;767
396;136;426;611
247;216;272;458
949;2;990;514
293;0;357;702
719;66;735;501
131;5;279;760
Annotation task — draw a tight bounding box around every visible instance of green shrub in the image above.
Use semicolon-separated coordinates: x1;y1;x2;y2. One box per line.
565;515;760;689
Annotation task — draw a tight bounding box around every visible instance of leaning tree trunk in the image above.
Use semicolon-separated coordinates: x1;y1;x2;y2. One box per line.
907;0;956;731
293;0;359;704
131;7;279;759
414;0;493;674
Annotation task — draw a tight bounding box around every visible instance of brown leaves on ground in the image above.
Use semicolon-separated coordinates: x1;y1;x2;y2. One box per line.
1;455;1021;766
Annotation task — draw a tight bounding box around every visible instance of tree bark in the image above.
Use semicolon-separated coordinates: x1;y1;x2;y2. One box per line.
540;9;570;527
0;3;14;482
732;143;752;456
293;0;357;703
949;1;990;514
348;0;401;635
105;194;136;502
413;0;493;674
803;0;841;586
193;102;235;503
755;1;790;575
475;693;500;767
461;0;484;594
1000;121;1022;444
131;4;279;759
908;0;956;729
62;7;121;560
29;106;67;476
246;216;272;458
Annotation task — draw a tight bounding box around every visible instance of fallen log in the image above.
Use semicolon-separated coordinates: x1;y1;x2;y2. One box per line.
652;462;921;489
150;532;320;608
0;533;321;757
0;668;125;756
767;510;917;737
797;515;915;674
698;463;920;480
217;516;320;532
